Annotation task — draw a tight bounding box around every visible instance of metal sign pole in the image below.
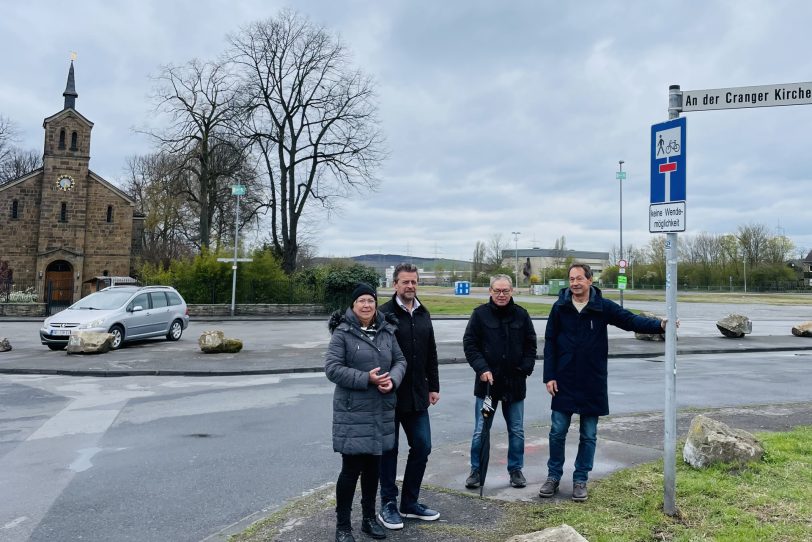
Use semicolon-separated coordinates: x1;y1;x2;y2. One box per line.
663;84;681;516
231;192;241;317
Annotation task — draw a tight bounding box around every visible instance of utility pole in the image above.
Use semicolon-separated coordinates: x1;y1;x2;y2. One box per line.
511;231;521;287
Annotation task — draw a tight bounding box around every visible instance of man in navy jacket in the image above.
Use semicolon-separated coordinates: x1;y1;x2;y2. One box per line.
540;263;669;502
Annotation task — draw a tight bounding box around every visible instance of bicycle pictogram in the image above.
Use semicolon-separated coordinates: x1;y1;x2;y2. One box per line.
657;135;680;156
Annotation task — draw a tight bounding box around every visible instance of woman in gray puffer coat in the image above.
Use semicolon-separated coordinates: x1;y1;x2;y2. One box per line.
325;284;407;542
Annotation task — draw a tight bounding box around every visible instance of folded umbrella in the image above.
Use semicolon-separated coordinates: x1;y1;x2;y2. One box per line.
478;382;495;498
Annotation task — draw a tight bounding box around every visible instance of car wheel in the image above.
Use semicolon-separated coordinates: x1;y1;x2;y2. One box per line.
47;344;66;351
166;319;184;341
109;325;124;349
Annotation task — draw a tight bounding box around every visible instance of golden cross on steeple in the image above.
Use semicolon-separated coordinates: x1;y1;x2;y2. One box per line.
70;51;77;62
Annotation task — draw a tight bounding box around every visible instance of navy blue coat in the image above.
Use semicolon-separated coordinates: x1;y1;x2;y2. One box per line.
543;286;663;416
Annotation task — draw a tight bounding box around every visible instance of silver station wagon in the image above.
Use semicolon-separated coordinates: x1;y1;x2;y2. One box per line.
40;285;190;350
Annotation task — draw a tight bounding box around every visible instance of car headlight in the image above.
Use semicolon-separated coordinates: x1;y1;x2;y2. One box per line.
78;318;106;329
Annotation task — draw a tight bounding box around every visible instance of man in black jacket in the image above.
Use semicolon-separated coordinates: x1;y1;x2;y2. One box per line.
464;274;537;490
377;264;441;530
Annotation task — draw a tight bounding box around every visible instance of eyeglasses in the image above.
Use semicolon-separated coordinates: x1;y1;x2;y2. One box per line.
490;288;512;295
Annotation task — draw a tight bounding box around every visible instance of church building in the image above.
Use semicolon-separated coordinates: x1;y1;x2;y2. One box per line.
0;62;143;309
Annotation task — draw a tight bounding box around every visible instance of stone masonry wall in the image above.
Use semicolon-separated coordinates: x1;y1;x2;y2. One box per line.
0;173;42;284
188;304;327;317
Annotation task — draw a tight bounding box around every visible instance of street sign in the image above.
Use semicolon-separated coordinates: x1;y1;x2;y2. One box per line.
650;117;686;233
231;184;246;196
682;82;812;112
616;171;626;180
617;275;627;290
618;259;627;268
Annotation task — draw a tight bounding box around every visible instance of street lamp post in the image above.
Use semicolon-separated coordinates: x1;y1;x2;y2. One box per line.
617;160;625;308
511;231;521;287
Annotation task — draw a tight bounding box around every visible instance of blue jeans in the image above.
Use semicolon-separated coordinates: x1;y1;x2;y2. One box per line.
546;409;599;483
470;397;524;473
380;409;431;508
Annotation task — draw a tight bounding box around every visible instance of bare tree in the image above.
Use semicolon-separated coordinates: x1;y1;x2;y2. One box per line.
0;148;41;184
143;59;252;250
0;115;14;165
736;223;770;267
764;235;794;264
486;234;508;270
124;153;196;267
471;241;487;278
229;9;385;273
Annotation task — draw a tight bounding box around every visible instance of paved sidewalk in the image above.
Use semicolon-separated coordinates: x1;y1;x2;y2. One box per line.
220;402;812;542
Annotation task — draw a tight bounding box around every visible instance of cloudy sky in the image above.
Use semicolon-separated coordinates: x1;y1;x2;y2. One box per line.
2;1;811;262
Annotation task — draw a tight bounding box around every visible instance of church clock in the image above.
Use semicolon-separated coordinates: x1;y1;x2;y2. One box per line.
56;174;75;191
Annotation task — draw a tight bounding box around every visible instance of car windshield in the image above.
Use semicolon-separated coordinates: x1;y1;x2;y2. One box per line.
70;290;135;310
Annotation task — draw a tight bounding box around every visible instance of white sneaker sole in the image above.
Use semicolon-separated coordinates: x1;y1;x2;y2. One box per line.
401;511;440;521
377;513;403;530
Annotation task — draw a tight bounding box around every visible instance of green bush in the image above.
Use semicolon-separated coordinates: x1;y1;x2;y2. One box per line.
323;263;380;312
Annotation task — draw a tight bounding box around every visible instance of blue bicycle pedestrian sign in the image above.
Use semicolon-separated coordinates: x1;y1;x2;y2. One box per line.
650;117;686;233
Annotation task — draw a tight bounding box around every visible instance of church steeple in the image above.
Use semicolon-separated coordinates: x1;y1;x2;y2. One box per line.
63;61;78;110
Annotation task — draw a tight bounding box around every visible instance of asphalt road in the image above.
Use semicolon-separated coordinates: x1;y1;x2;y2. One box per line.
2;348;811;541
1;299;811;542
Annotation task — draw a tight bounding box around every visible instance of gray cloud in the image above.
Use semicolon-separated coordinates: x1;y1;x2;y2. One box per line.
3;0;811;261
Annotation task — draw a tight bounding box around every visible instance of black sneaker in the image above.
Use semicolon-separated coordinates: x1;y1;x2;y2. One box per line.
509;469;526;488
465;468;480;489
400;502;440;521
377;501;403;530
361;517;386;539
538;477;560;498
336;528;356;542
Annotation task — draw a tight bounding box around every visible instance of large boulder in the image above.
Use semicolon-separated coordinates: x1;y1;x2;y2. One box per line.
199;330;243;353
715;314;752;338
635;311;665;341
0;338;11;352
66;331;114;354
507;524;589;542
683;414;764;469
791;321;812;337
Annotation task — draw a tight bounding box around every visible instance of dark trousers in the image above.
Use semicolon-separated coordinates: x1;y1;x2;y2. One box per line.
380;409;432;508
336;453;380;529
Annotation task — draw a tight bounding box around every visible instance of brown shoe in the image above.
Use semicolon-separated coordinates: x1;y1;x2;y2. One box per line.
572;481;588;502
538;477;559;498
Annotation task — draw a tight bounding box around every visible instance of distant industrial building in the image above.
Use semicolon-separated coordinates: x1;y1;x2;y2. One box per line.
502;248;611;283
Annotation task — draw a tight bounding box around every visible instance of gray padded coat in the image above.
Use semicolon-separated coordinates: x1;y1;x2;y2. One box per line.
325;309;407;456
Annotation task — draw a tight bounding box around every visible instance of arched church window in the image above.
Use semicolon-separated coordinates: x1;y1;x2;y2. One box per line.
60;202;68;222
12;200;19;219
70;131;78;151
106;205;113;223
58;129;66;149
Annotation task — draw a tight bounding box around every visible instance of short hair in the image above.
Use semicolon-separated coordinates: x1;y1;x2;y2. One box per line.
568;263;593;279
489;274;513;288
393;263;419;282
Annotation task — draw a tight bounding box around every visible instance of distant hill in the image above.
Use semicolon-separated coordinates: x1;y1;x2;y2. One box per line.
313;254;472;274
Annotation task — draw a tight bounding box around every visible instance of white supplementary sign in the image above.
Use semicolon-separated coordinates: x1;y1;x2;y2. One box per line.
649;202;685;233
682;82;812;111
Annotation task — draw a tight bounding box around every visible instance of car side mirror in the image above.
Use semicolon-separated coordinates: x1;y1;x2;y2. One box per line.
131;305;144;312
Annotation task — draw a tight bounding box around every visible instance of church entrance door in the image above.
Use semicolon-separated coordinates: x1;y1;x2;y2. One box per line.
45;260;74;315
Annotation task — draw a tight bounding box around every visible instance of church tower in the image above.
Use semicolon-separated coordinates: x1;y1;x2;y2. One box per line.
39;61;94;257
